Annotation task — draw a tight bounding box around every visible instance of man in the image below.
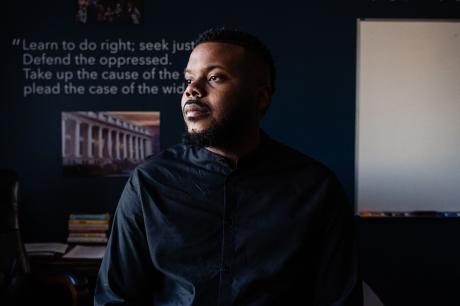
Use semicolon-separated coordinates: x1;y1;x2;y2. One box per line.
95;28;362;306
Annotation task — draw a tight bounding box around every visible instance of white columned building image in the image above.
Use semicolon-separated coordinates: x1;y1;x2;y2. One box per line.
62;111;160;176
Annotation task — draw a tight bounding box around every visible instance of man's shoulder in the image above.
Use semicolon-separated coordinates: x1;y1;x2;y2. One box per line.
136;143;190;172
265;136;333;179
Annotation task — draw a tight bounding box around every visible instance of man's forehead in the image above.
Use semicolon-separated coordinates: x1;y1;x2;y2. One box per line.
185;42;248;71
184;65;227;74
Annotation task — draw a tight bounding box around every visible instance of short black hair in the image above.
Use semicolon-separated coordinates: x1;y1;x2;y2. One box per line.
194;27;276;94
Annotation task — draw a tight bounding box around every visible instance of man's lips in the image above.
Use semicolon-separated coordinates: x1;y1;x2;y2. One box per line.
183;101;210;118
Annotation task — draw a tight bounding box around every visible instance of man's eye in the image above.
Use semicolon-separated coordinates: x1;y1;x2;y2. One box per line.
208;75;222;82
185;79;192;84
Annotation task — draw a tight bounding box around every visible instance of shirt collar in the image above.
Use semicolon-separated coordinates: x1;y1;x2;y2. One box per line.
199;129;272;171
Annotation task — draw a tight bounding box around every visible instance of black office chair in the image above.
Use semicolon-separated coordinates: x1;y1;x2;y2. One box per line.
0;169;31;306
0;169;88;306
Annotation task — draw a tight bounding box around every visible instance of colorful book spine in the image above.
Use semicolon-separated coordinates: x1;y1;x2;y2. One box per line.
67;227;109;233
69;213;110;220
68;219;110;225
68;224;110;231
68;233;107;238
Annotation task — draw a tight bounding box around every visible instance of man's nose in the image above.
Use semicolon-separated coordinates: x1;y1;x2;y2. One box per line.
184;80;205;98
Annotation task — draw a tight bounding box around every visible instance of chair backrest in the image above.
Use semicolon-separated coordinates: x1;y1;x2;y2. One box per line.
0;169;83;306
0;169;30;301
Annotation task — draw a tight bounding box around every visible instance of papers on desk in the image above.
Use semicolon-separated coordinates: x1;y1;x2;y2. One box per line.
62;245;107;259
25;242;69;256
24;242;106;259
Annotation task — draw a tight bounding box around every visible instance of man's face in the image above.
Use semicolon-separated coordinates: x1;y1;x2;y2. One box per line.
181;42;260;142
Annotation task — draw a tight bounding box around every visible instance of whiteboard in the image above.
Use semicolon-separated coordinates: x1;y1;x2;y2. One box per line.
356;19;460;212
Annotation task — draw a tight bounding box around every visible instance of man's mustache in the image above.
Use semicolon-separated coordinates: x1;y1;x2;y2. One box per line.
183;100;210;112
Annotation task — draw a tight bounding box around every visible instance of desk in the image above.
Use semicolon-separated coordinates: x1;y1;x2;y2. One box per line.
29;255;102;306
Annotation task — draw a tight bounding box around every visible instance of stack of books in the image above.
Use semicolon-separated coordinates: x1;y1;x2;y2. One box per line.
67;213;111;244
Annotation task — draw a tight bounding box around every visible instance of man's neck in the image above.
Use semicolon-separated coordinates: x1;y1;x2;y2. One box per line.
205;128;261;167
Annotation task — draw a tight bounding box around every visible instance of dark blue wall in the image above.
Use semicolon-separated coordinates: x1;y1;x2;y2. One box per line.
2;1;459;305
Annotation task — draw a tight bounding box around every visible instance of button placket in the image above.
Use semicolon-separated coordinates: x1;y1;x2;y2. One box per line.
218;173;237;306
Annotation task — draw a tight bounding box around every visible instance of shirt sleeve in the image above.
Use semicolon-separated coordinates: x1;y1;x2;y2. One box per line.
94;169;157;306
312;174;363;306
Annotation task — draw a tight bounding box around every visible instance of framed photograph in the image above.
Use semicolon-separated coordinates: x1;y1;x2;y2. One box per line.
76;0;143;25
62;111;160;176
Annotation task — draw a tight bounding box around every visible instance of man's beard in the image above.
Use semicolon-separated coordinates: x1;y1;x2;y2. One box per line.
182;98;256;150
182;119;231;148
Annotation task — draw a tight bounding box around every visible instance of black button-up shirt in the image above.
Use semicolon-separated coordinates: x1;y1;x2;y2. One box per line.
94;131;362;306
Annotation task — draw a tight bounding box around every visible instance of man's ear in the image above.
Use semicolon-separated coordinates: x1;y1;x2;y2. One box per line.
256;85;272;114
